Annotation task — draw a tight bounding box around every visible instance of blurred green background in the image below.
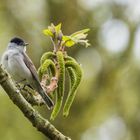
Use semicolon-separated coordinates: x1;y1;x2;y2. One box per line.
0;0;140;140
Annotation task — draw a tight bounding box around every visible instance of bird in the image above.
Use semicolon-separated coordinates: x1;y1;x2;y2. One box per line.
1;37;54;109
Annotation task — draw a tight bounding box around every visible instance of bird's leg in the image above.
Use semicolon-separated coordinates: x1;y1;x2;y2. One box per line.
22;83;38;96
15;79;26;89
23;84;33;90
15;79;34;95
16;79;26;84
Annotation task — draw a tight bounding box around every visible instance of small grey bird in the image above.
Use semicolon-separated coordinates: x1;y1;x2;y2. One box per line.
1;37;54;109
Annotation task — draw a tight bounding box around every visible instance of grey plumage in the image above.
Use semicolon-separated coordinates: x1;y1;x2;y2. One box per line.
1;37;54;109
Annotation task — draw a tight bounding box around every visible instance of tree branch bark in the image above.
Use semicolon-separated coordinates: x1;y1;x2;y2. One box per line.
0;65;71;140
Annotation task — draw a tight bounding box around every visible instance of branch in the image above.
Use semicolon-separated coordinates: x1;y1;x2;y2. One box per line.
0;65;71;140
41;75;58;94
20;87;45;106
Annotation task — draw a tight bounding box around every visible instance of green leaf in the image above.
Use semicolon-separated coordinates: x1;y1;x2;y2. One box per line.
48;24;55;33
40;52;56;64
55;23;62;34
62;29;90;47
72;33;88;40
70;29;90;47
65;40;75;47
62;36;75;47
50;51;65;120
62;36;71;42
43;23;90;48
71;28;90;37
43;29;54;37
63;60;83;117
77;39;90;48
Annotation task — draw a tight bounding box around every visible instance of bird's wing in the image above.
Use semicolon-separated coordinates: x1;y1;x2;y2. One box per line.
22;52;40;83
22;51;54;109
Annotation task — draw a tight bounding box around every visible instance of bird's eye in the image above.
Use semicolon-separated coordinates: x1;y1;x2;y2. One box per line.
19;42;24;46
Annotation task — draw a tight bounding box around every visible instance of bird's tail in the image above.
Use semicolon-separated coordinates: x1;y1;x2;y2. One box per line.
39;88;54;109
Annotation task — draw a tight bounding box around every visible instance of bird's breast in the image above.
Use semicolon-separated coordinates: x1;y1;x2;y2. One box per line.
7;50;31;82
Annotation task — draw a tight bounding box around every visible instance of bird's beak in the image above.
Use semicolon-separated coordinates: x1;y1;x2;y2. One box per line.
24;43;29;46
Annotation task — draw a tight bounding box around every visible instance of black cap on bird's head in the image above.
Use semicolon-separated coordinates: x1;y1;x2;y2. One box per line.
10;37;28;46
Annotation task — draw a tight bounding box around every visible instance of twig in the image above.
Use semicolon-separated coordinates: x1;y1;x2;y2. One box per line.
21;88;45;106
41;75;58;93
0;65;71;140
